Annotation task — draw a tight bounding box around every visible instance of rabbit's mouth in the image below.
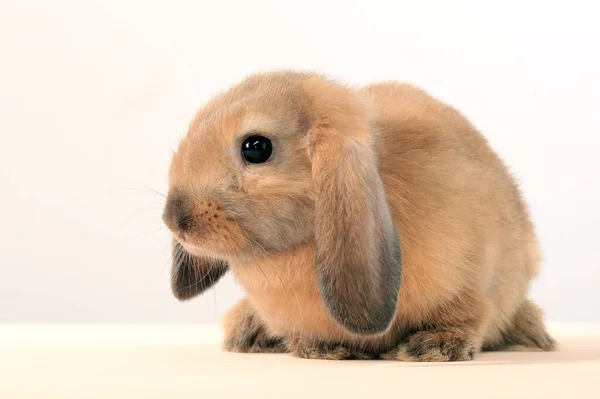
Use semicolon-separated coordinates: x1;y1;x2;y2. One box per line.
177;239;219;259
177;240;209;259
163;188;252;259
172;225;250;261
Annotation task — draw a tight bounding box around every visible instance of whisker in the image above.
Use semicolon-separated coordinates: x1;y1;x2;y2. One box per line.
120;187;167;199
238;228;276;292
170;245;188;277
133;225;170;239
177;256;224;292
254;262;275;292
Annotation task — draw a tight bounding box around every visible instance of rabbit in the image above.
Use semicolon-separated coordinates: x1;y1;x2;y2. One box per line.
162;70;556;361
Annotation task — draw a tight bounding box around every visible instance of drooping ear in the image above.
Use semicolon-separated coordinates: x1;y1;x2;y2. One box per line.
310;123;403;335
170;240;229;300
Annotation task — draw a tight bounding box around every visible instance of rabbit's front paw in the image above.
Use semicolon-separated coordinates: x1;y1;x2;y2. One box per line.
384;327;478;362
222;299;286;354
288;338;376;360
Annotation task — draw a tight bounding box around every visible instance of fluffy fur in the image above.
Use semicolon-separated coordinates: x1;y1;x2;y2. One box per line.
162;71;555;361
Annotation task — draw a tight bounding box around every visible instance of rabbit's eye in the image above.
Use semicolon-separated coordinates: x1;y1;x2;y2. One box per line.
241;135;273;164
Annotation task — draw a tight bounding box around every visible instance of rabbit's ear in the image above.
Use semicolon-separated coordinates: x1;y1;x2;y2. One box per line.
171;240;228;300
310;123;403;335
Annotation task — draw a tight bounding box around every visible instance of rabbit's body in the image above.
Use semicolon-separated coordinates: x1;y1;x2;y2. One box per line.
164;71;554;361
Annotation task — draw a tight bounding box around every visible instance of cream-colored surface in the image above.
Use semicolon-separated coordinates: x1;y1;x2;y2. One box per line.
1;324;600;398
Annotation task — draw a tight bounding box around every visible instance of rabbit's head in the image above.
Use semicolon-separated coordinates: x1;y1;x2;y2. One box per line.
163;71;402;334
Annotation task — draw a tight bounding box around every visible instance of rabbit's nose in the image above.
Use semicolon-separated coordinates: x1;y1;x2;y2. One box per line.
162;189;193;234
176;214;193;232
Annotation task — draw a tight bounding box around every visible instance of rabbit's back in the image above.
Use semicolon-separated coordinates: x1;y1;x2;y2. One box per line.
362;82;541;344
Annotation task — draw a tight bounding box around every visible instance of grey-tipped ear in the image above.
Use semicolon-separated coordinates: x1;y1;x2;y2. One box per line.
171;241;229;300
311;124;403;335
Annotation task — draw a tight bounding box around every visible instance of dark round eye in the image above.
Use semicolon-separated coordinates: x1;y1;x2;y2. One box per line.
241;135;273;164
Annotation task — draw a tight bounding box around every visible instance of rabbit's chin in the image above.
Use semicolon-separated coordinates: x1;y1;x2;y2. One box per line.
177;241;204;257
177;237;247;260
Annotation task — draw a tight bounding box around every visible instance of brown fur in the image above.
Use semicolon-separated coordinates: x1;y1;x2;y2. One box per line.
288;338;378;360
162;70;555;361
222;298;286;353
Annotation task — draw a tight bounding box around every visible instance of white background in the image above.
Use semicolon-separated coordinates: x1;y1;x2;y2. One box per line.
1;0;598;323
